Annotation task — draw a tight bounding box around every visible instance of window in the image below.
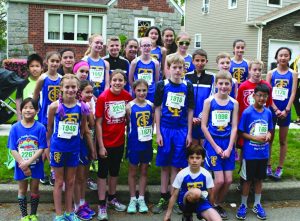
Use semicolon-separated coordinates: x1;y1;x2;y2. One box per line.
202;0;209;14
134;17;154;39
267;0;282;7
194;34;202;49
45;11;107;44
228;0;237;9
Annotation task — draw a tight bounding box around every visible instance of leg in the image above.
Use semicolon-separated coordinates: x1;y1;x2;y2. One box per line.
108;176;118;196
18;180;29;217
212;171;224;205
138;163;149;197
97;156;109;202
74;165;85;209
64;167;77;213
267;129;275;166
170;166;180;193
278;126;289;167
161;166;170;194
53;167;64;215
201;208;222;221
216;170;233;204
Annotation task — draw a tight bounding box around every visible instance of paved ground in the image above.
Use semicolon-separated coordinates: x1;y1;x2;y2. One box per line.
0;201;300;221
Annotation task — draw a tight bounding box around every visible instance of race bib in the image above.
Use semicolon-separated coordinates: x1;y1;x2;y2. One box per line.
166;92;186;109
272;87;288;101
58;121;79;139
90;68;104;83
19;148;37;165
109;101;126;118
137;73;153;85
253;123;268;136
137;126;153;142
211;110;230;127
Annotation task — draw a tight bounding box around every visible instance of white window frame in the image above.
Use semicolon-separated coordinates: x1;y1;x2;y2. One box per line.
134;17;155;40
228;0;237;9
44;10;107;44
194;34;202;49
267;0;282;8
202;0;210;14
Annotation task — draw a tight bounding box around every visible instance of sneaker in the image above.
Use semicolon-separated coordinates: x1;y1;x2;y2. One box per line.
266;165;273;177
40;175;49;185
127;199;137;214
87;178;97;190
236;204;247;220
182;214;193;221
152;198;168;214
108;198;126;212
252;204;267;220
53;215;66;221
137;199;148;213
97;205;108;220
21;215;31;221
82;202;96;216
64;212;80;221
49;171;55;186
30;214;39;221
76;205;92;221
173;203;182;215
273;167;283;180
214;205;228;220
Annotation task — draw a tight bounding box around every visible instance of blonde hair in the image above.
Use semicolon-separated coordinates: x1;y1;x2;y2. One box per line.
107;36;121;46
139;37;152;46
248;59;264;70
215;70;232;83
216;52;231;63
84;34;103;56
166;53;185;68
175;32;191;43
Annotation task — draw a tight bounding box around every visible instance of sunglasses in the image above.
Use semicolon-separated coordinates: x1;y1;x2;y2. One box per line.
178;41;190;46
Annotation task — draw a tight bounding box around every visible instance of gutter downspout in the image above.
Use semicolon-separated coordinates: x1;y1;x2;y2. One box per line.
254;24;263;60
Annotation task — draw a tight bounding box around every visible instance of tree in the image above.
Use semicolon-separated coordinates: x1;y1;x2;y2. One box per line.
0;0;7;51
174;0;185;7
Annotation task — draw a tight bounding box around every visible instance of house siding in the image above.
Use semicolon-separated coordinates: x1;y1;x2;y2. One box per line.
185;0;258;70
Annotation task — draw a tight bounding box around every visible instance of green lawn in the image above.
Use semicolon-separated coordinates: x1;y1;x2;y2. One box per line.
1;129;300;184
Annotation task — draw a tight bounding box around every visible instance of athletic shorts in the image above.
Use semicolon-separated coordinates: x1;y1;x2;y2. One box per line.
97;145;124;178
156;126;188;168
240;159;268;181
204;137;235;171
79;139;90;166
127;146;153;165
14;161;44;181
50;151;80;167
272;112;291;127
179;199;212;217
192;125;205;140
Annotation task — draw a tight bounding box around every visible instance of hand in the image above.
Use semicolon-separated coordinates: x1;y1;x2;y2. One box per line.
19;160;30;171
156;133;164;147
275;109;281;117
278;110;287;119
255;135;267;143
265;132;272;142
99;147;107;158
90;148;97;160
215;146;223;156
186;134;192;148
163;214;171;221
222;148;232;159
23;167;32;177
192;117;201;125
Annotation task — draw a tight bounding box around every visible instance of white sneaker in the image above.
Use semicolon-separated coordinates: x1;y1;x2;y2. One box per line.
108;198;126;212
97;205;108;220
127;199;137;214
137;199;148;213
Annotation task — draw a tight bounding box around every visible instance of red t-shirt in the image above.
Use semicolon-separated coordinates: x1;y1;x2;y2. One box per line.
95;89;132;148
237;79;273;120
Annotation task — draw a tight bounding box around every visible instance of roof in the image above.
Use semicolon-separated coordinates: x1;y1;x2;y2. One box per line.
247;3;300;25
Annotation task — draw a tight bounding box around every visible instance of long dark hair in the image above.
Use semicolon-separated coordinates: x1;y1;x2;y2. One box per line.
145;26;163;47
162;27;177;55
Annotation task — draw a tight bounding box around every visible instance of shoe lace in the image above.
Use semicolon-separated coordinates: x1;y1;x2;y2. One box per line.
100;205;107;214
256;204;265;214
275;167;282;175
129;200;137;207
138;199;146;207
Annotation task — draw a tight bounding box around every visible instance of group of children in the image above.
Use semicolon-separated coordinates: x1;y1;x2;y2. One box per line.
7;26;298;221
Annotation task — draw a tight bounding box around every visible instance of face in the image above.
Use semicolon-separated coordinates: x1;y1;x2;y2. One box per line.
61;78;78;99
108;40;121;57
234;41;245;58
81;85;93;102
61;51;75;69
163;30;175;46
177;36;190;54
28;60;42;79
110;73;126;93
188;153;203;170
47;54;61;72
148;28;159;44
276;49;291;66
125;40;138;58
140;38;152;55
249;64;262;83
134;84;148;101
216;78;232;95
253;91;268;107
75;66;89;81
168;62;184;80
217;57;231;71
91;36;104;53
21;101;37;121
193;55;208;72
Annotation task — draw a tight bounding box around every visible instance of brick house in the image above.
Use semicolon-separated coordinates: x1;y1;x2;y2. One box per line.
7;0;183;59
185;0;300;72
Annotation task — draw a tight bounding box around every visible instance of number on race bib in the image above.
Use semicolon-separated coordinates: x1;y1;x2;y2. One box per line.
166;92;186;109
58;122;79;139
211;110;230;127
137;126;153;142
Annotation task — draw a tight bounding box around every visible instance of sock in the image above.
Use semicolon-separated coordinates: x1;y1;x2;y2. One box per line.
98;200;106;206
18;195;27;217
138;195;144;200
79;199;85;206
161;192;168;200
108;194;116;201
74;203;80;211
130;196;137;201
254;194;261;206
241;195;248;207
30;193;39;215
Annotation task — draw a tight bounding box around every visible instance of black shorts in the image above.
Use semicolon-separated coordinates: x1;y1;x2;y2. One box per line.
240;159;268;181
97;145;124;179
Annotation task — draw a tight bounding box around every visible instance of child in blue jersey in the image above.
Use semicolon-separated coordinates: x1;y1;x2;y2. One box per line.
230;39;248;86
185;49;215;146
164;145;222;221
47;74;89;221
266;47;298;180
8;98;47;221
145;26;167;79
236;84;273;220
129;37;160;102
126;79;154;214
82;34;110;99
201;70;239;219
152;53;194;214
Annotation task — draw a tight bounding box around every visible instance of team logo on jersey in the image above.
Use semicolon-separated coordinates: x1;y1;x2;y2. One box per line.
243;89;254;106
138;68;153;75
168;106;182;117
150;54;159;61
187;182;203;190
63;113;79;123
136;111;151;127
275;79;289;88
211;156;217;166
232;67;246;84
48;86;60;102
53;152;62;163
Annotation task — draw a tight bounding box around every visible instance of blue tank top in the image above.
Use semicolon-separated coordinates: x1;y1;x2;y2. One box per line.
150;46;162;64
50;102;82;152
271;69;294;111
38;73;61;126
161;79;189;128
86;57;106;97
127;100;153;150
184;54;195;75
230;59;248;85
207;97;235;137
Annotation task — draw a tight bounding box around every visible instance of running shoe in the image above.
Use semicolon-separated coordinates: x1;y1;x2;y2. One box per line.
97;205;108;220
214;205;228;220
236;204;247;220
108;198;126;212
252;204;267;220
137;198;148;213
127;199;137;214
273;167;283;180
152;198;168;214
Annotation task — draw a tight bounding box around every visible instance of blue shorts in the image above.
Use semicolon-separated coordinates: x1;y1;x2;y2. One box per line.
50;151;80;167
192;125;205;140
14;160;44;181
179;199;212;216
156;126;188;168
204;137;235;171
272;111;291;127
79;139;90;166
127;146;153;165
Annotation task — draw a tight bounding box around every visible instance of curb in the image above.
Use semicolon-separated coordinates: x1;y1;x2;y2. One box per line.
0;181;300;204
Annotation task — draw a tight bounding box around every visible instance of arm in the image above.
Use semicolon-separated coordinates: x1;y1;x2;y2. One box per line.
129;59;137;88
84;123;96;160
32;75;44;102
154;60;160;82
155;106;163;147
95;117;107;158
266;70;280;115
207;188;215;205
125;103;131;127
104;60;110;90
161;47;167;79
164;188;179;221
239;131;267;143
10;150;31;176
46;102;58;148
186;108;193;147
164;55;170;79
18;149;44;171
16;98;22;121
